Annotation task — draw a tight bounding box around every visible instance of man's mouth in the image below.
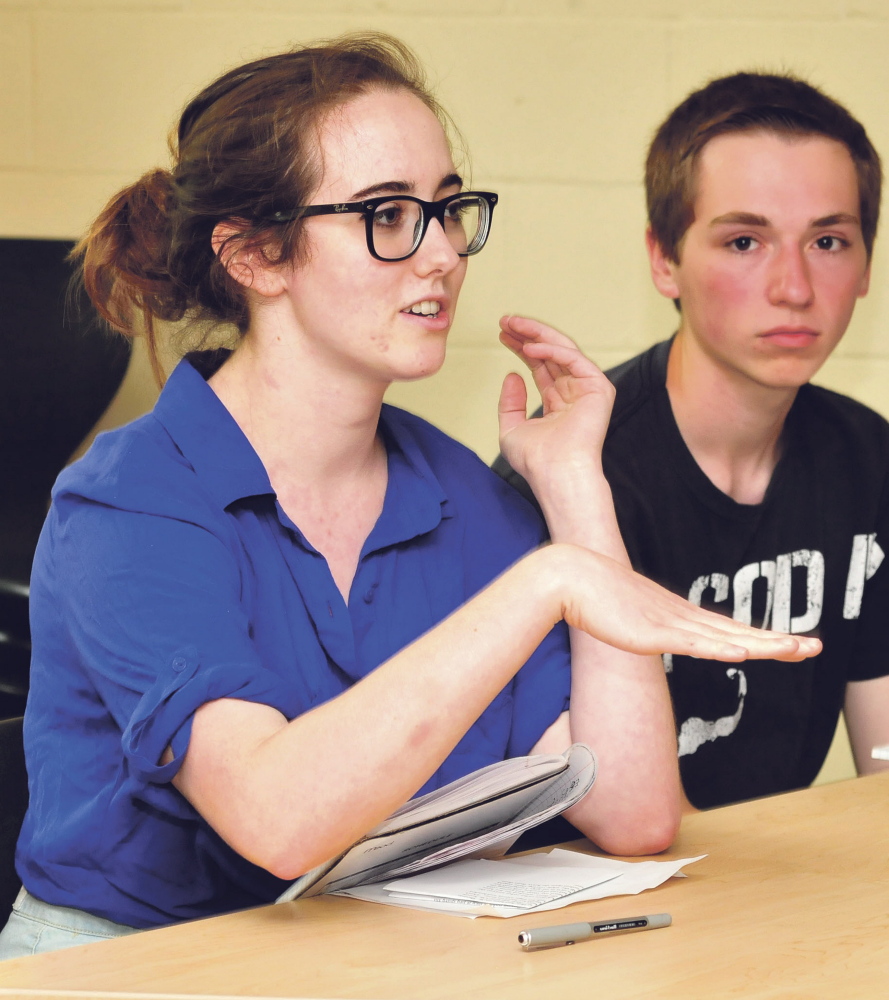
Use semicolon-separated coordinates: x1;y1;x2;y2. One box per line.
760;327;819;346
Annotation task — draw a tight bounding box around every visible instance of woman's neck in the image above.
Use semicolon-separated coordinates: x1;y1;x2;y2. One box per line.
211;331;385;474
209;330;390;600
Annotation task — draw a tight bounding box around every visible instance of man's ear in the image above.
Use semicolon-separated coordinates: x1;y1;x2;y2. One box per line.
858;259;872;299
211;221;287;298
645;227;681;301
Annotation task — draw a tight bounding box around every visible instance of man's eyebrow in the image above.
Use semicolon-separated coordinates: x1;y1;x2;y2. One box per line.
349;173;464;201
709;211;862;229
710;212;770;227
811;212;860;228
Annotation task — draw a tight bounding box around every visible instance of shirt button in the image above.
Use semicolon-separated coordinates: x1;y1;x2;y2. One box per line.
363;588;375;604
172;657;187;672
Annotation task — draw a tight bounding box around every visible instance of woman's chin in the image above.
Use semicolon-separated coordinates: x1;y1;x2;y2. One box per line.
390;343;449;383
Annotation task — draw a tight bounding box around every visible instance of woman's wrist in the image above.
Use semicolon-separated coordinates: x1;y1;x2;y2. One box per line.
521;542;592;623
531;469;629;565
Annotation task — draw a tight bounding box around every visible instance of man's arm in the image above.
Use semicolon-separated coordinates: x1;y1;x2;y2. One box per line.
844;675;889;775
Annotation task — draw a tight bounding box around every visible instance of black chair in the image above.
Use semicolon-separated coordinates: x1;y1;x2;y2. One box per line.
0;238;131;717
0;716;27;931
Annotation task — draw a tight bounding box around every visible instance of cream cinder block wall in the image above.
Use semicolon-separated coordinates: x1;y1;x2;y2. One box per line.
5;0;887;783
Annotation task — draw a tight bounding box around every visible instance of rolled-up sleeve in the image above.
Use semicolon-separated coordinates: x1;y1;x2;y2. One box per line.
37;496;302;800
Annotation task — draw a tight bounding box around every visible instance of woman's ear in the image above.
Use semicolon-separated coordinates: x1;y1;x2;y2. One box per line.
211;222;287;298
645;227;682;302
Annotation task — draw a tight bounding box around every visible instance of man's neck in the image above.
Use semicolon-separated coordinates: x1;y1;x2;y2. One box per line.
665;334;799;506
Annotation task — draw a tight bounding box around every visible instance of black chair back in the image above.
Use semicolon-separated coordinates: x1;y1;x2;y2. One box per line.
0;716;28;931
0;238;131;717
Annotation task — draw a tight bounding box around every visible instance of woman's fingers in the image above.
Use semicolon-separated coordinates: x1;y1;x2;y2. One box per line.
500;314;578;352
677;603;823;659
666;626;819;662
499;316;606;405
498;317;613;432
564;549;822;663
497;371;529;440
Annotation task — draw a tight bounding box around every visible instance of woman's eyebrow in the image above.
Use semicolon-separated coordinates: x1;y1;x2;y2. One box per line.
350;180;413;199
439;172;464;192
349;173;464;201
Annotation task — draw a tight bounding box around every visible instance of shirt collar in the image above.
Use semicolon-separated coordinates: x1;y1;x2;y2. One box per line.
153;360;452;543
368;404;451;552
152;358;274;510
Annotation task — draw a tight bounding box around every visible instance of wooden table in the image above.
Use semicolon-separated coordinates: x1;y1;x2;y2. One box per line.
1;772;887;999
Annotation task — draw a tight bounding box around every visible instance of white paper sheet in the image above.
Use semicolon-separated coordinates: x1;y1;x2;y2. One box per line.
332;848;707;918
386;860;619;909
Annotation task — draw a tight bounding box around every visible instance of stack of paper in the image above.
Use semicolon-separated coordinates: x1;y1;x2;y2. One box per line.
333;848;706;918
277;745;597;903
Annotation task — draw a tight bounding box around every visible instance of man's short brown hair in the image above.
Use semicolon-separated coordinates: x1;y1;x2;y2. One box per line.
646;72;882;262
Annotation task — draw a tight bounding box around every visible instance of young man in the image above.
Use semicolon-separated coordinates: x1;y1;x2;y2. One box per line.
495;72;889;810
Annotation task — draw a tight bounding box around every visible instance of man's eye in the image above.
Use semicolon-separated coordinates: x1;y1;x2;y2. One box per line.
815;235;845;251
729;236;756;252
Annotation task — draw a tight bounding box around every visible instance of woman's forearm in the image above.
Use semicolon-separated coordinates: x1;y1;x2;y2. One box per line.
175;539;819;877
527;462;682;854
175;546;568;878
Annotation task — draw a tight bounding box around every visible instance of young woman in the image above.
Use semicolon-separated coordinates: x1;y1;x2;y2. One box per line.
0;34;819;958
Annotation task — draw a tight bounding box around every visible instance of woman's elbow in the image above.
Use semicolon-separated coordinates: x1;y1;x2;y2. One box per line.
573;801;681;857
600;811;680;857
240;832;328;882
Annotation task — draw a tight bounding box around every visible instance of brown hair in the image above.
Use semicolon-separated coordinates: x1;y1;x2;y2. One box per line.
646;72;882;264
73;32;451;385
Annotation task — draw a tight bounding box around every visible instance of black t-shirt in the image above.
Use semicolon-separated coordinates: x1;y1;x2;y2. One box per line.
493;339;889;808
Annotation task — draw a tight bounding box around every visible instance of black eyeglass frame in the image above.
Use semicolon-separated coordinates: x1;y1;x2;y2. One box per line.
266;191;498;262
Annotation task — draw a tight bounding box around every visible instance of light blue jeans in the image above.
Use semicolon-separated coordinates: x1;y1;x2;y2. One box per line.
0;887;139;960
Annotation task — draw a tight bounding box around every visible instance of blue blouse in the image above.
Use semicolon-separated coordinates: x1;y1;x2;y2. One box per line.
17;358;571;928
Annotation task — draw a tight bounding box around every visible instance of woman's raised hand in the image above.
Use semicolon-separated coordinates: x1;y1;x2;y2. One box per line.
544;544;822;663
497;315;614;486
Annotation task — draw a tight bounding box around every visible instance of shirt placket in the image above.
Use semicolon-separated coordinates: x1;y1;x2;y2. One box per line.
271;502;359;684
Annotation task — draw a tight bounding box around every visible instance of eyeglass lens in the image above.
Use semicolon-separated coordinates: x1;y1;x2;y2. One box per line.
370;195;487;260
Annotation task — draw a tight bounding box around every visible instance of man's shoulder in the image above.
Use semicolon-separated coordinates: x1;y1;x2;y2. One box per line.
794;382;889;458
799;380;889;425
604;339;672;432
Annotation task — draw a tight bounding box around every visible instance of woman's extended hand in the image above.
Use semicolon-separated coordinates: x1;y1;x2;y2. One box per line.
545;543;823;663
497;315;613;487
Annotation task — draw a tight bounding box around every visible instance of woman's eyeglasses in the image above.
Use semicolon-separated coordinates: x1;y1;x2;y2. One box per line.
266;191;498;262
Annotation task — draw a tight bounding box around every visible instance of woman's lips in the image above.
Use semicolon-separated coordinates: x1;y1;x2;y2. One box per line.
400;298;450;330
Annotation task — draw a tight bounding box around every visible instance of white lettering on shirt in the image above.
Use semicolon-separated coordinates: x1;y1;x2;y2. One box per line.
677;668;747;757
688;573;729;607
732;560;776;627
843;533;885;620
676;536;880;757
688;550;824;635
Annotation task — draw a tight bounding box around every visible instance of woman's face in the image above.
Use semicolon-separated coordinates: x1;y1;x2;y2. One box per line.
277;87;468;386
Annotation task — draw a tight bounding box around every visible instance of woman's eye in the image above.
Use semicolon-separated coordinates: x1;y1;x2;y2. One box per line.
729;236;757;252
372;203;404;228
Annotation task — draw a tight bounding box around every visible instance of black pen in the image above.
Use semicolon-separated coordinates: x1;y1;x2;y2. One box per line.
518;913;671;950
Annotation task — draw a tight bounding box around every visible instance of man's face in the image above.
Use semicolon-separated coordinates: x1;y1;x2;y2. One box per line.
648;130;871;391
